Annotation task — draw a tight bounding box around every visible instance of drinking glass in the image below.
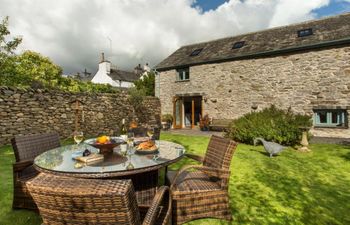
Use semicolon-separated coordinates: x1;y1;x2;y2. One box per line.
120;144;128;157
147;128;154;140
127;132;134;150
73;131;84;145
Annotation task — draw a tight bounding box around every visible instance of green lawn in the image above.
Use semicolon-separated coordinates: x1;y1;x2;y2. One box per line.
1;133;350;225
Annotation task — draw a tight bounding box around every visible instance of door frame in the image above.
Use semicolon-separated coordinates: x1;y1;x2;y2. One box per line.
173;97;183;129
173;95;203;129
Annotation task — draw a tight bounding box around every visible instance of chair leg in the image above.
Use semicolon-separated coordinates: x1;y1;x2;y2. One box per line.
172;191;232;224
13;181;37;210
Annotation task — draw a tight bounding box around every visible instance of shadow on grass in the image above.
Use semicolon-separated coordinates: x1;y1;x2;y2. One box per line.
341;151;350;161
248;147;283;158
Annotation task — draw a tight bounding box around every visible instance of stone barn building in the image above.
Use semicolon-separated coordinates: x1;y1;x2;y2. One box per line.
155;13;350;138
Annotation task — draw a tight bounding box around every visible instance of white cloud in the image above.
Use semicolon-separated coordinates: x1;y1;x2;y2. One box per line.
0;0;332;74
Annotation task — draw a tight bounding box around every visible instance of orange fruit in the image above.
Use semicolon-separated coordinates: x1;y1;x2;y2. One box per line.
97;135;109;144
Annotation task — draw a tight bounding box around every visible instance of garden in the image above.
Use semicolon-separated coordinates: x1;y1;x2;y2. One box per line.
1;133;349;225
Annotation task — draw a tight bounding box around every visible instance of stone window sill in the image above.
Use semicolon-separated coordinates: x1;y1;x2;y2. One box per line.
175;80;190;83
313;126;348;130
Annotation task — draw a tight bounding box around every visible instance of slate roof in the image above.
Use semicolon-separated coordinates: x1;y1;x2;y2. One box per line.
108;69;140;82
77;74;93;82
156;13;350;71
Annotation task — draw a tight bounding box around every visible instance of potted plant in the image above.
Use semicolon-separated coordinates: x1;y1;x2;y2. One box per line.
161;114;173;130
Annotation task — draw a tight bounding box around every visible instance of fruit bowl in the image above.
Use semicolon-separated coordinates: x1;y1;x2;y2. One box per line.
84;136;124;155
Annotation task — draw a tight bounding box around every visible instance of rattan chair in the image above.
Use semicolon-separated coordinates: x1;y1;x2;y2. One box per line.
11;132;61;210
166;135;238;224
131;127;160;140
26;173;172;225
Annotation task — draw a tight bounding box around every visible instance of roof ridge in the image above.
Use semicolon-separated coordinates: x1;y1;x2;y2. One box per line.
156;12;350;70
180;12;350;49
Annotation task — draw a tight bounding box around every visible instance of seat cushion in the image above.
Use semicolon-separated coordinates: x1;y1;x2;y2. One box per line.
167;170;221;192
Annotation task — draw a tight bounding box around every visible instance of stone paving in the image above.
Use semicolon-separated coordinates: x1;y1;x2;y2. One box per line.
162;128;224;137
163;129;350;145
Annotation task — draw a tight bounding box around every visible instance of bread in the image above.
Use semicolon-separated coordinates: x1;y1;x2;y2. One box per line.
137;140;157;151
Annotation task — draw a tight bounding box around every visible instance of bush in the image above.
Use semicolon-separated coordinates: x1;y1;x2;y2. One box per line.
133;71;155;96
226;105;312;146
128;87;146;109
161;114;173;123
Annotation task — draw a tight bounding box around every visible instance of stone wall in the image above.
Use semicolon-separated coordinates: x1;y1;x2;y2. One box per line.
157;46;350;138
0;87;161;145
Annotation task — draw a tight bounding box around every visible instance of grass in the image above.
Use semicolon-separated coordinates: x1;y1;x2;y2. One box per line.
1;133;350;224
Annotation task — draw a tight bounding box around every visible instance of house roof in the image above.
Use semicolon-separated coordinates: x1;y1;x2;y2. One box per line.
108;69;140;82
155;13;350;71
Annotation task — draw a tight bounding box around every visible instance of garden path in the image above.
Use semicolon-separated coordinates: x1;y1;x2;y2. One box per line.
162;128;223;137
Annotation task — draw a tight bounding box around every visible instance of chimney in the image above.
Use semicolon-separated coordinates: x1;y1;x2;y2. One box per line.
100;52;105;63
98;53;111;74
143;63;151;72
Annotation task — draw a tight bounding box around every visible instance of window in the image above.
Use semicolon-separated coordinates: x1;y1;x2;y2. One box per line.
190;48;203;56
232;41;245;49
314;109;347;128
297;28;313;37
176;68;189;81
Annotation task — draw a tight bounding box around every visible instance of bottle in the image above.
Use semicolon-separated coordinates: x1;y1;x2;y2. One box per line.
121;119;127;135
120;119;128;142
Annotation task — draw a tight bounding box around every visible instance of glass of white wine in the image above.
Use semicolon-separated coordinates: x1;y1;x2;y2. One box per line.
127;132;134;153
147;128;154;140
73;131;84;145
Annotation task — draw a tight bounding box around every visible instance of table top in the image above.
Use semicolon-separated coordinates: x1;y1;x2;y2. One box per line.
34;140;185;178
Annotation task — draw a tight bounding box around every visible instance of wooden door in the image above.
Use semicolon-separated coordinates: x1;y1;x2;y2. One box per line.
173;97;183;129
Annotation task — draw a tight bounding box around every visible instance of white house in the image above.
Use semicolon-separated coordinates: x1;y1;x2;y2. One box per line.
91;53;141;88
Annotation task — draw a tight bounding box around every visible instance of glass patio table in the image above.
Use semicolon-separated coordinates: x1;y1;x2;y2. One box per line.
34;140;185;207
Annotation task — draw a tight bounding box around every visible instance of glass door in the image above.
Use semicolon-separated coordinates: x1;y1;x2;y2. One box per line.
173;97;183;129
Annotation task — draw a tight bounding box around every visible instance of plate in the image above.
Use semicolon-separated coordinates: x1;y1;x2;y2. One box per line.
135;147;159;154
71;148;99;159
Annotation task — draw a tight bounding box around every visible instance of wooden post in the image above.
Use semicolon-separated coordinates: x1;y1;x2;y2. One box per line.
191;98;195;129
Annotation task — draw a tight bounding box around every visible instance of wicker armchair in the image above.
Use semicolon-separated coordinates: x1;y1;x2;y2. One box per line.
166;135;237;224
26;173;172;225
11;132;61;210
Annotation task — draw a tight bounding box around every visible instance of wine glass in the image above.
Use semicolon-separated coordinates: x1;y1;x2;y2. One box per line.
127;132;134;153
120;144;128;157
126;158;134;170
147;128;154;140
73;131;84;145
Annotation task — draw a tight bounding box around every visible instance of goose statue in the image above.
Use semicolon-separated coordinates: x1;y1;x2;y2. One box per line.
253;138;287;158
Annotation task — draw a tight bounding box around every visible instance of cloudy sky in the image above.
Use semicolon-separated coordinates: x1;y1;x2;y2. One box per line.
1;0;350;75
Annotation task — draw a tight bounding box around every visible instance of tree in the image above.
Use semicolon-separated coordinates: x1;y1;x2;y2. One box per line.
133;71;155;96
0;16;23;84
0;16;22;55
0;16;118;93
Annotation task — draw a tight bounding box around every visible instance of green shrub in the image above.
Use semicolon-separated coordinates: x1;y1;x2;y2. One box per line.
226;105;312;146
161;114;173;123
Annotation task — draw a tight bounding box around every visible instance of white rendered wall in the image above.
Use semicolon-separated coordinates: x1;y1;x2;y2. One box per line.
91;62;119;87
120;81;134;88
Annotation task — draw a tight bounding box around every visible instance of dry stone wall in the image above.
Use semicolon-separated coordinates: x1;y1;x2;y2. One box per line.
157;46;350;138
0;87;161;145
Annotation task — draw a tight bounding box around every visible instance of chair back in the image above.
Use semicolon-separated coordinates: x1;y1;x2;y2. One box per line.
153;127;160;140
203;135;237;170
131;127;148;137
11;132;61;162
130;127;160;140
26;174;142;225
